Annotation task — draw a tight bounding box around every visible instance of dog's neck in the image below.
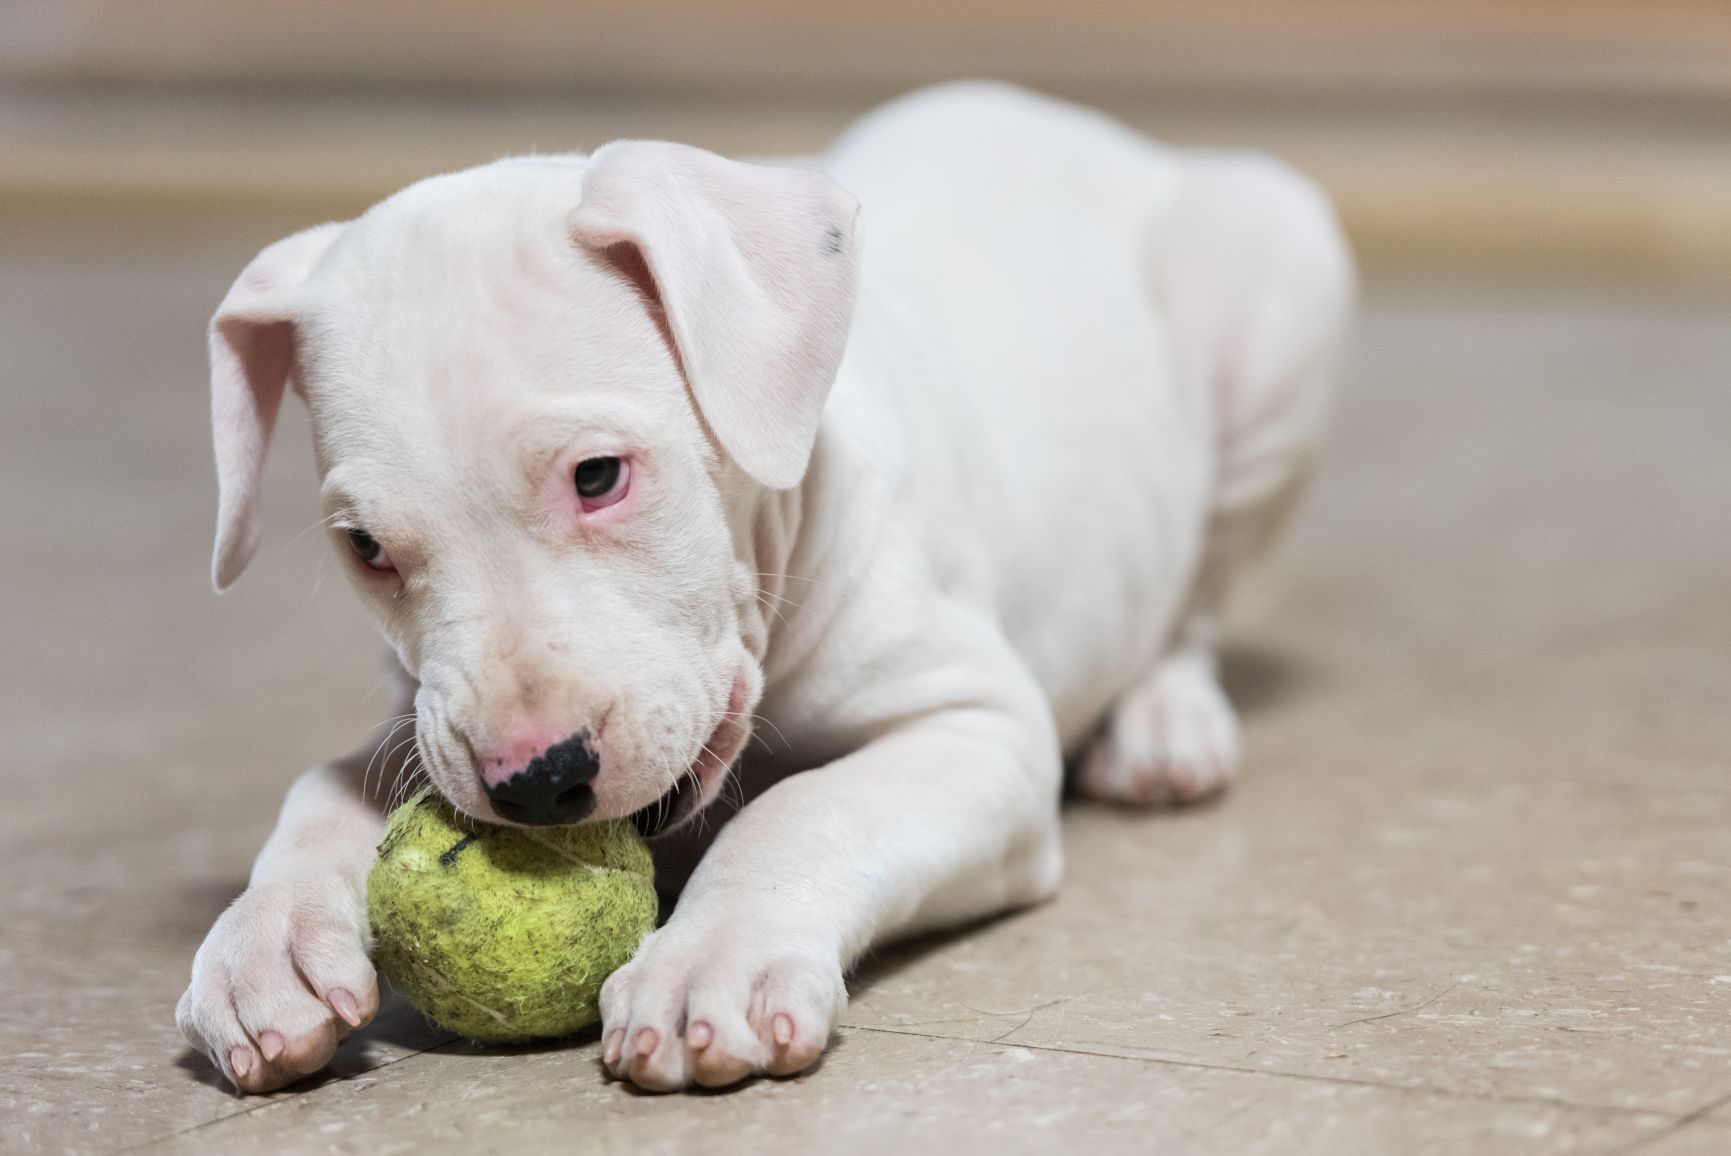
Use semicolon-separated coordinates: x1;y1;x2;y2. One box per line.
724;462;806;665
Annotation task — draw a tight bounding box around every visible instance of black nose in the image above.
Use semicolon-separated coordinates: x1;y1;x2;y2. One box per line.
484;731;600;826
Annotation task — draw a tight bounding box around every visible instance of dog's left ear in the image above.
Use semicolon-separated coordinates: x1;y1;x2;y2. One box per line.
208;221;345;591
570;141;860;489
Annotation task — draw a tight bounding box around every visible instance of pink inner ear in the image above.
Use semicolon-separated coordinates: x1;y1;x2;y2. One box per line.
210;316;295;591
571;140;860;491
227;320;296;401
593;240;682;365
597;241;659;309
208;221;345;591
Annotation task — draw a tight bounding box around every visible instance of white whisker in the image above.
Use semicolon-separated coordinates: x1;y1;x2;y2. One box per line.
747;712;788;750
754;591;794;631
288;510;349;549
362;714;417;804
755;571;839;591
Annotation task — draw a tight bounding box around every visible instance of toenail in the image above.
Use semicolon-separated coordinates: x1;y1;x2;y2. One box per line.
258;1031;284;1062
228;1046;254;1079
328;988;362;1027
773;1013;795;1047
688;1020;713;1049
635;1027;659;1057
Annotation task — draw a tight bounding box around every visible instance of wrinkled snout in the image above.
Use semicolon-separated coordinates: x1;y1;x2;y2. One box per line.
479;727;601;826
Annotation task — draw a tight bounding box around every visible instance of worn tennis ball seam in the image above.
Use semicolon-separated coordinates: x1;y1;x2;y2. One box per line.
403;956;515;1031
366;789;658;1044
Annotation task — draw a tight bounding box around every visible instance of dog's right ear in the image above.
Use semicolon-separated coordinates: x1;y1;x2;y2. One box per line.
570;142;859;490
208;222;343;591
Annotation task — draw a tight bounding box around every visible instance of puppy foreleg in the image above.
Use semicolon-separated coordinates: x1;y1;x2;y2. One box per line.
176;686;417;1093
599;690;1063;1091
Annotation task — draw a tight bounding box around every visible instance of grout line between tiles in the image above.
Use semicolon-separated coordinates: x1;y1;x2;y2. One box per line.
109;1036;464;1156
842;1022;1690;1123
1607;1088;1731;1156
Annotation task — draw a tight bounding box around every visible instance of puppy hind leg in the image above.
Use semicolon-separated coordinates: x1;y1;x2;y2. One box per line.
1078;624;1240;806
1078;154;1353;808
1154;150;1354;617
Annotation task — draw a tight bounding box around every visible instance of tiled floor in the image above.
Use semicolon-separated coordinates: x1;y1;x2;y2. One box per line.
3;227;1729;1155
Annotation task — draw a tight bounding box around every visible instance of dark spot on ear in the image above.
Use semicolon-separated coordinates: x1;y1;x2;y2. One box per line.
823;225;846;257
438;833;476;867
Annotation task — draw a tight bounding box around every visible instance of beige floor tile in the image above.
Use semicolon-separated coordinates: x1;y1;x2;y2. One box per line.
1625;1117;1731;1156
5;228;1731;1150
1233;290;1731;703
129;1027;1669;1156
848;777;1731;1116
0;937;450;1156
1230;604;1731;803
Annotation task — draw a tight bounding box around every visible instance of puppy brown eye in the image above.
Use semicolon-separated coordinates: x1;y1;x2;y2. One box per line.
574;456;621;498
574;456;629;511
346;528;394;571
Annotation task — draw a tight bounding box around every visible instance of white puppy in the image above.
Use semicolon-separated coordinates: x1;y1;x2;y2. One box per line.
178;83;1351;1094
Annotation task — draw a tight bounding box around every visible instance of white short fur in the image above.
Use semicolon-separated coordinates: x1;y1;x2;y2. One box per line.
178;83;1352;1093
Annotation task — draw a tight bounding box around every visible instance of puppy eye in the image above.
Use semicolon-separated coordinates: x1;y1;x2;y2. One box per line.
346;528;394;572
574;456;629;511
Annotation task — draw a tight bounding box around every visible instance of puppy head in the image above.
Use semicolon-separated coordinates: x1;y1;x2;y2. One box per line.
206;144;858;833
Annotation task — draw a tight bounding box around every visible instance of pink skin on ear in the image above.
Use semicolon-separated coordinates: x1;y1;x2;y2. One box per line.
208;222;346;591
568;140;862;491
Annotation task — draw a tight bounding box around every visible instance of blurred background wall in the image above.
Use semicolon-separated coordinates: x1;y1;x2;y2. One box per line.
1;0;1727;284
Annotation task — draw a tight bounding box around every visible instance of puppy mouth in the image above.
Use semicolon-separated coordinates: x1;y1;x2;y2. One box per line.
628;676;750;840
629;770;703;839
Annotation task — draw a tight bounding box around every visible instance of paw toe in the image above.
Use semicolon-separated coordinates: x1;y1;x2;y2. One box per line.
1079;658;1241;807
752;959;843;1077
763;1012;828;1076
624;1026;688;1092
681;997;764;1088
600;930;843;1091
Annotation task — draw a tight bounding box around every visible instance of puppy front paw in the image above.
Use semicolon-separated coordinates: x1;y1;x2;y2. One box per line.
176;877;378;1094
599;918;845;1091
1080;651;1241;805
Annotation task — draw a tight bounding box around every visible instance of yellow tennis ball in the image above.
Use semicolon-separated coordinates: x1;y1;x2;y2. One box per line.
367;790;657;1043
